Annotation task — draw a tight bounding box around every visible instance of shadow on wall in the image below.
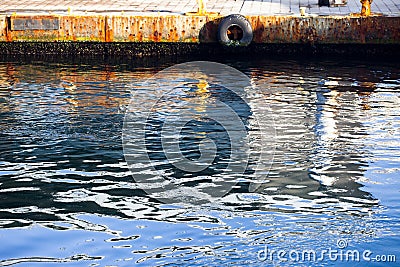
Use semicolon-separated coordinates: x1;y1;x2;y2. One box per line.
198;17;222;43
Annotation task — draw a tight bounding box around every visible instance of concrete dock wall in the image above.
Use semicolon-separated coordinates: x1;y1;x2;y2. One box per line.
1;14;399;44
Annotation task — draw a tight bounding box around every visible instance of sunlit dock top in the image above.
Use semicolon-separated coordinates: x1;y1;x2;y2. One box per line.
0;0;399;16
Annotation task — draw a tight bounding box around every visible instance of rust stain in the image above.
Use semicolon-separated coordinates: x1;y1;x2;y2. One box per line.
0;16;9;41
59;15;105;41
247;15;400;44
105;15;204;42
105;16;114;42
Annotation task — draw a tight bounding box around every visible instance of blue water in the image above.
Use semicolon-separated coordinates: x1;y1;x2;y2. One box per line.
0;58;399;266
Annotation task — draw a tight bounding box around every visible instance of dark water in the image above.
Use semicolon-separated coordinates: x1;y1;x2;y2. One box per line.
0;57;399;266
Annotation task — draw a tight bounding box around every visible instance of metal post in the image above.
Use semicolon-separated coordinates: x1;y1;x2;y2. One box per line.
197;0;206;15
360;0;372;16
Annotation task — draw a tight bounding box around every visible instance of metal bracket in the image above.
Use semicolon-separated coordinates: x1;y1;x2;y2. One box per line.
10;17;60;31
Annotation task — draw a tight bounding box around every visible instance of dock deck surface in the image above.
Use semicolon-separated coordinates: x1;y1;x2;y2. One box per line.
1;0;399;16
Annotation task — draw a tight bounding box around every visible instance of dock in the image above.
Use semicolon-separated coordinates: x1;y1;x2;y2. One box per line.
0;0;399;56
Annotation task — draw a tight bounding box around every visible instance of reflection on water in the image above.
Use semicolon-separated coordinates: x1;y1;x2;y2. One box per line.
123;62;262;204
0;58;399;266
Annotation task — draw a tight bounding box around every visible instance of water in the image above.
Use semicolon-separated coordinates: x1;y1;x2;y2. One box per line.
0;57;399;266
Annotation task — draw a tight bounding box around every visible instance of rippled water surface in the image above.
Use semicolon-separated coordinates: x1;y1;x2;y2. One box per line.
0;57;399;266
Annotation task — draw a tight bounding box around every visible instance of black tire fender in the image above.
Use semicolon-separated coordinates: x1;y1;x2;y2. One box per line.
217;14;253;46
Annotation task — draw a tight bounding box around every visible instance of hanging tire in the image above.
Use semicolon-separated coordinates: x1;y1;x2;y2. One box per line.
217;14;253;47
